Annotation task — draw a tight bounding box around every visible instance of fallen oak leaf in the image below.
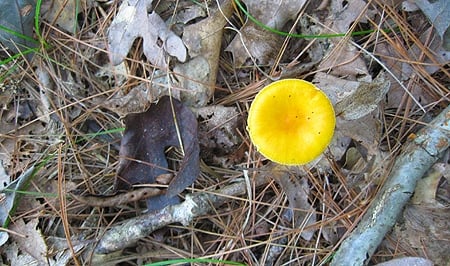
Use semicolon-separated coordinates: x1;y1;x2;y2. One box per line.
70;187;162;207
108;0;186;68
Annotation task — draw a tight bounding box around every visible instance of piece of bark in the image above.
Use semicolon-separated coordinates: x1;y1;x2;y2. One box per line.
331;105;450;266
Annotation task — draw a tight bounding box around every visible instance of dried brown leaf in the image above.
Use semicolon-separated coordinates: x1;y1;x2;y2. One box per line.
177;1;233;106
335;72;390;121
272;166;316;241
318;0;375;78
116;96;199;211
225;0;307;66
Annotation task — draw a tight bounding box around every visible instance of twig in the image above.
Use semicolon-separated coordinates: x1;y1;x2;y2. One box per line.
70;187;162;207
331;105;450;266
93;173;271;254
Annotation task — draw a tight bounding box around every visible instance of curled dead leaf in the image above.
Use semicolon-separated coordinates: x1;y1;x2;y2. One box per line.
116;96;200;211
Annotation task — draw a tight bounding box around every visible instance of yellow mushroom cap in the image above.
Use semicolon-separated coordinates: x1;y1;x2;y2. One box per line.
247;79;335;165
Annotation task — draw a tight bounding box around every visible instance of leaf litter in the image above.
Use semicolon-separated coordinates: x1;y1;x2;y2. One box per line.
0;0;449;265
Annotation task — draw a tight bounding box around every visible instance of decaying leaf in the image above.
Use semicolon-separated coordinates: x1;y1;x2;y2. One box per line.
225;0;307;66
312;72;388;172
413;0;450;50
174;56;211;107
178;0;233;106
0;164;38;246
374;257;433;266
401;28;450;80
9;218;52;264
272;165;316;241
334;72;390;121
392;165;450;264
108;0;186;68
195;105;241;167
4;242;40;266
318;0;375;78
0;0;36;57
41;0;88;33
116;96;199;211
313;72;362;105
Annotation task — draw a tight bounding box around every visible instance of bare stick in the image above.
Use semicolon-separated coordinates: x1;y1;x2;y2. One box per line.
70;187;162;207
94;174;271;254
331;105;450;265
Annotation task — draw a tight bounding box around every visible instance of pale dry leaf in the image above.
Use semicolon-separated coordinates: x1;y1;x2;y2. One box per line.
195;105;240;150
411;168;443;205
0;164;39;247
99;69;179;115
10;218;51;264
402;0;419;12
313;72;362;105
272;167;316;241
336;113;382;157
414;0;450;50
323;128;352;164
318;0;375;78
174;56;210;107
194;105;240;167
374;257;433;266
41;0;87;33
0;161;10;189
0;162;10;246
0;119;46;171
393;203;450;265
108;0;186;68
4;242;38;266
401;28;450;80
101;85;155;115
173;4;206;24
95;61;128;87
180;0;233;106
335;71;390;121
225;0;307;66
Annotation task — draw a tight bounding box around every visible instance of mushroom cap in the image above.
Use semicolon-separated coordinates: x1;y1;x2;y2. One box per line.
247;79;335;165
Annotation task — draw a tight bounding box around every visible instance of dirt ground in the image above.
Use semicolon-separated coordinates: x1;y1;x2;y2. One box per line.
0;0;449;265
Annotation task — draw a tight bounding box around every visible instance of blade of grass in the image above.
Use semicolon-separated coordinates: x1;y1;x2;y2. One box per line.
0;25;39;44
1;152;54;227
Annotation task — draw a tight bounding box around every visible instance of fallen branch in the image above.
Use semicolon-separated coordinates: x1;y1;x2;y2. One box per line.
331;105;450;266
93;173;271;254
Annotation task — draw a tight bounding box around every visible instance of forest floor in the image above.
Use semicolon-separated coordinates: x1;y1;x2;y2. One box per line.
0;0;449;265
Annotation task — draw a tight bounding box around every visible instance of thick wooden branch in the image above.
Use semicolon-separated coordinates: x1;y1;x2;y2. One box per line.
331;105;450;266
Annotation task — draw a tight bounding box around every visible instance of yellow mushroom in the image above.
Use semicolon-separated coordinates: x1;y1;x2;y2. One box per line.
247;79;335;165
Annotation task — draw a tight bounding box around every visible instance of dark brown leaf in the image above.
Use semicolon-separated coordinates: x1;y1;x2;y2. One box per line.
0;0;36;59
115;96;200;211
